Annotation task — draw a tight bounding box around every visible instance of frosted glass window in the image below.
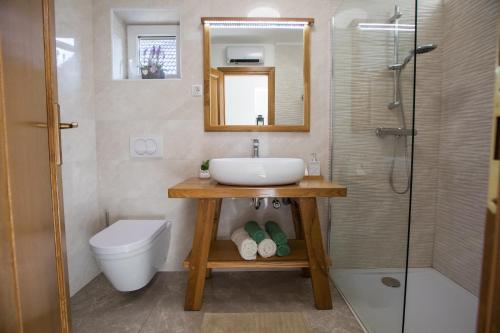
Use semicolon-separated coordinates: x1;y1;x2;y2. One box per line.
138;36;177;76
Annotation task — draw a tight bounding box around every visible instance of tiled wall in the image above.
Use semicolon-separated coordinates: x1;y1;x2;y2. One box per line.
55;0;102;296
433;0;498;296
408;0;445;268
331;0;443;269
275;44;305;125
58;0;498;297
330;0;497;298
93;0;338;273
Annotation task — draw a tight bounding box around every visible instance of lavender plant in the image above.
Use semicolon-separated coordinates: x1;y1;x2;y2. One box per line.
140;45;166;79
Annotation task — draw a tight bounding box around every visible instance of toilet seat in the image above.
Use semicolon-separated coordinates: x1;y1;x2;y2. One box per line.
90;220;166;256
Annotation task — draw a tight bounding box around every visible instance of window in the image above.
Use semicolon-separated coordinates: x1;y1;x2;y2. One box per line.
138;37;178;76
127;25;180;79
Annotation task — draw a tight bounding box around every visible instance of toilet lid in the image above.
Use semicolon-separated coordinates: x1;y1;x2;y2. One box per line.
90;220;166;255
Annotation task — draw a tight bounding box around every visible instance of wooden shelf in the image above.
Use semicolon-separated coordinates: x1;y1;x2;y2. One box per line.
183;240;330;269
168;177;347;199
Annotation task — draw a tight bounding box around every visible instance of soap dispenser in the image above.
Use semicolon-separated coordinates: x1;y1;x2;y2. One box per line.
256;115;264;126
308;153;321;176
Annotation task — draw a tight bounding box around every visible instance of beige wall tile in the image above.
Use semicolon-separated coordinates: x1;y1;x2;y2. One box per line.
92;0;339;275
433;0;498;296
55;0;102;296
331;0;441;269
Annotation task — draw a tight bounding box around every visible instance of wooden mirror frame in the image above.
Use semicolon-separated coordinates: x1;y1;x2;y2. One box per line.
202;17;314;132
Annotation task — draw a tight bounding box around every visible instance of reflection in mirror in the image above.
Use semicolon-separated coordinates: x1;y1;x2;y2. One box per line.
203;19;312;131
213;67;274;125
225;75;268;125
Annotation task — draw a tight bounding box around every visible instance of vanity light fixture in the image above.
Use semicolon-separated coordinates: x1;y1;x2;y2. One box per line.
357;23;415;32
202;17;314;29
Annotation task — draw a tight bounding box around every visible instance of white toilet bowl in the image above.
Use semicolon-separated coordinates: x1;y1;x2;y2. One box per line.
89;219;170;292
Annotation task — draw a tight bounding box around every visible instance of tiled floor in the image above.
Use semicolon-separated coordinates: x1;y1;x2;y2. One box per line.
71;271;363;333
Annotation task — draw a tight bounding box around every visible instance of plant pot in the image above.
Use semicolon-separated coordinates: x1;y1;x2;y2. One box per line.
141;70;165;80
199;170;210;179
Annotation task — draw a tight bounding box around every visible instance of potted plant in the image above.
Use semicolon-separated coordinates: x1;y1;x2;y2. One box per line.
200;160;210;179
140;45;166;79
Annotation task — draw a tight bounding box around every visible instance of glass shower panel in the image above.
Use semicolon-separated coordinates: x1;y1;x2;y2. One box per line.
330;1;416;332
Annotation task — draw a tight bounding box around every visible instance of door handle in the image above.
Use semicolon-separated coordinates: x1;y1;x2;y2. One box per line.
59;122;78;129
36;121;79;129
53;103;78;165
34;104;78;165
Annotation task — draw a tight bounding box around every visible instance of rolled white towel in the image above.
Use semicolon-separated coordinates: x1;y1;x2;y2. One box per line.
230;227;257;260
258;232;277;258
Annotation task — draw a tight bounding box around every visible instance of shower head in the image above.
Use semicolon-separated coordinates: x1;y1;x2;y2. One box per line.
388;43;437;71
401;43;437;68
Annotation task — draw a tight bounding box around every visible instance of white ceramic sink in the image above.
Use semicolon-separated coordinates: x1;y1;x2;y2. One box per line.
209;158;305;186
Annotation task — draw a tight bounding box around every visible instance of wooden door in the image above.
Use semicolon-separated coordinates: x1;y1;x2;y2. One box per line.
477;12;500;333
209;68;224;125
477;206;500;332
0;0;70;332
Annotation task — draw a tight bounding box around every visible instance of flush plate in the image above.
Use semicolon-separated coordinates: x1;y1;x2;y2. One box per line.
130;136;163;158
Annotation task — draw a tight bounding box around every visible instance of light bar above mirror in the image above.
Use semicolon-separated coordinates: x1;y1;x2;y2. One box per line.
201;17;314;29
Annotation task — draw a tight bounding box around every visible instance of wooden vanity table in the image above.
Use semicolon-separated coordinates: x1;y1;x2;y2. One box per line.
168;177;347;311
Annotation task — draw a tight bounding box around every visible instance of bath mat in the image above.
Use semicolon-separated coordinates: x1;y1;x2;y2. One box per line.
201;312;312;333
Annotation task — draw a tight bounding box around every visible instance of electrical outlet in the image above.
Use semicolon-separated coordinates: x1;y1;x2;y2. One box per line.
191;84;202;97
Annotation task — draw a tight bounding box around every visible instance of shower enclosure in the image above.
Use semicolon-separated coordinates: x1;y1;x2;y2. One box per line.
330;2;418;331
329;0;494;332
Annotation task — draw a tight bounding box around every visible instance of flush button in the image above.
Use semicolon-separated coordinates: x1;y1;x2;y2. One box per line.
130;136;163;158
133;139;146;155
145;139;157;154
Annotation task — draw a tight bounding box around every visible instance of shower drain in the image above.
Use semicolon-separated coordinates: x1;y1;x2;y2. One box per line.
381;277;401;288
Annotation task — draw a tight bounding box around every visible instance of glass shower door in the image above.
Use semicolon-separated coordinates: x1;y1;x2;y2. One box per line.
329;1;417;332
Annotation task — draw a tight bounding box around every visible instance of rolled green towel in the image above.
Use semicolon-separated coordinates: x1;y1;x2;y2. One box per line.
244;221;266;244
276;243;291;257
265;221;288;246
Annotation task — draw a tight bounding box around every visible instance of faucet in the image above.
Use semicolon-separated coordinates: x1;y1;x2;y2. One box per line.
252;198;262;210
252;139;259;158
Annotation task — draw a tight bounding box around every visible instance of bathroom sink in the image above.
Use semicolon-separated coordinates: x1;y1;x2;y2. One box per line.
209;158;305;186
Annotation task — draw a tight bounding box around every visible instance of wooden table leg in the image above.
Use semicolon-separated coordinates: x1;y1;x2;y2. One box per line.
297;197;332;310
206;199;222;279
184;199;217;311
291;199;311;278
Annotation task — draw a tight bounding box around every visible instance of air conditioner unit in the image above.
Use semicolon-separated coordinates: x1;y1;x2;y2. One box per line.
226;46;264;65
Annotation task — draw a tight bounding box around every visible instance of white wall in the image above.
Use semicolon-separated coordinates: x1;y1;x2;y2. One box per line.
111;13;127;79
92;0;336;274
55;0;102;296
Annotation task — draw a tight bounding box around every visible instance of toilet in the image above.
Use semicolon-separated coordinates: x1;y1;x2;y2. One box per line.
89;219;170;292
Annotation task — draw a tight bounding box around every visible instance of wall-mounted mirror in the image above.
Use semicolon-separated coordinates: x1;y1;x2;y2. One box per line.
202;17;313;132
